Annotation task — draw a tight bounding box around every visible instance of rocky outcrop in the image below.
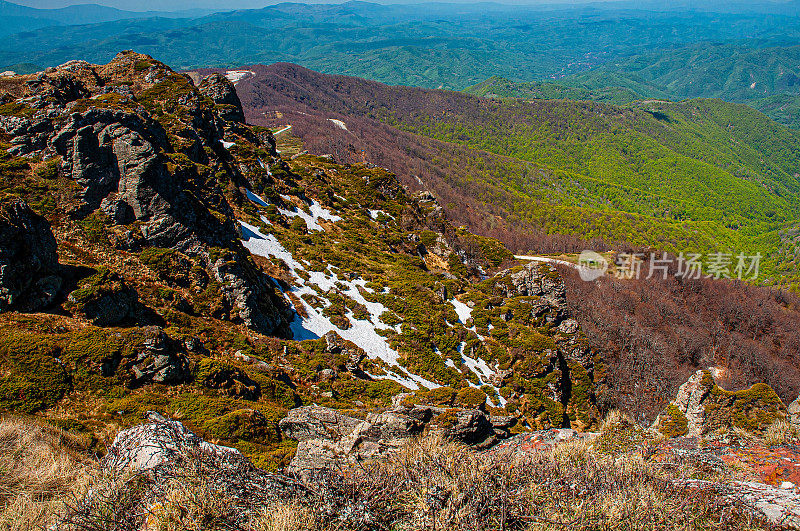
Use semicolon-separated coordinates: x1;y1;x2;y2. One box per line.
127;327;190;386
198;73;246;124
653;370;787;437
279;402;515;476
487;262;600;430
0;198;61;312
104;411;242;473
0;51;292;335
789;396;800;430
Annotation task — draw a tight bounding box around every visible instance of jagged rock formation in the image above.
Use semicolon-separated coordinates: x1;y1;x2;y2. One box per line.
280;402;516;476
0;198;61;312
482;261;600;430
653;370;787;437
0;51;291;335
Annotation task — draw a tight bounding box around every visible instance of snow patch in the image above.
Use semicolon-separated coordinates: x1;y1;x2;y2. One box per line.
369;209;394;220
239;221;303;270
239;220;442;391
450;298;473;324
224;70;254;85
245;189;269;207
328;118;348;131
279;195;341;232
221;140;235;149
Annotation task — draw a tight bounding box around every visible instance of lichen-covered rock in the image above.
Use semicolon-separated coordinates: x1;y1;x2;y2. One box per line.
278;405;363;442
789;395;800;430
280;400;515;475
0;198;62;312
653;370;787;437
127;326;190;386
104;411;241;473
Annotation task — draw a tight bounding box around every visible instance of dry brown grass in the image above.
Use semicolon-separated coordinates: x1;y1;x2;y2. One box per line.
0;415;96;531
763;419;800;447
0;415;777;531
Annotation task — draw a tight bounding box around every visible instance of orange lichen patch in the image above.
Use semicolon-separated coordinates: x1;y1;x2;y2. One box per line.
651;435;800;488
717;445;800;487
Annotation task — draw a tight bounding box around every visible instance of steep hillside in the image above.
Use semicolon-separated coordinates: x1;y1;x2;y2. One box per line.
0;52;608;469
199;63;800;283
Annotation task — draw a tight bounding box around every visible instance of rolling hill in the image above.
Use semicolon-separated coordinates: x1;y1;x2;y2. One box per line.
198;63;800;283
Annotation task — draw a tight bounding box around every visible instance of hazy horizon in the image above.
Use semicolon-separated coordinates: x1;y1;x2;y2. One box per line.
11;0;795;13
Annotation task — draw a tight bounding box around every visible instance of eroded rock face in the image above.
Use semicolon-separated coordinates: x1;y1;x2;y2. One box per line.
653;370;787;437
0;52;292;335
0;199;61;312
198;73;246;124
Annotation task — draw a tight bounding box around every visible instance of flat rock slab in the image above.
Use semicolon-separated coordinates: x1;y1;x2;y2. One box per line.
484;429;598;456
654;437;800;488
683;479;800;529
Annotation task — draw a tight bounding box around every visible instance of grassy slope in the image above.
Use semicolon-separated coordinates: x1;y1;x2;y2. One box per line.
234;64;800;281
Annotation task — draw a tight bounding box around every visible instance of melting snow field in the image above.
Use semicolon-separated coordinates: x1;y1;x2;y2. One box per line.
239;216;435;390
238;191;503;393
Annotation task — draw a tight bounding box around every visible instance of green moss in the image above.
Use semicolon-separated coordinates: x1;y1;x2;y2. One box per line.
0;101;32;117
704;381;786;434
419;386;457;407
454;387;487;409
204;409;281;444
78;212;110;245
34;158;60;180
658;404;689;438
0;331;69;413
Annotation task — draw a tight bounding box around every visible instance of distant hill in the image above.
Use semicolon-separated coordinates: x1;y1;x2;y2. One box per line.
209;63;800;283
0;0;212;38
553;43;800;128
2;2;800;84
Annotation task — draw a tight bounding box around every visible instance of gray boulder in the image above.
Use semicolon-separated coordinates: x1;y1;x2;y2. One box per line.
103;411;241;473
279;405;363;442
280;401;514;476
